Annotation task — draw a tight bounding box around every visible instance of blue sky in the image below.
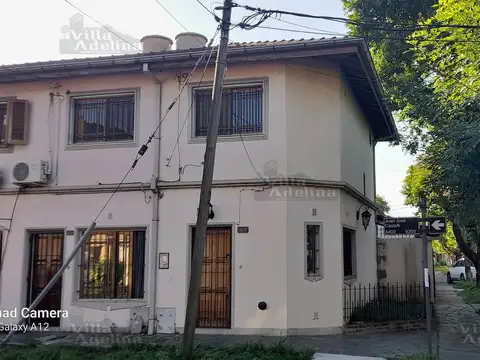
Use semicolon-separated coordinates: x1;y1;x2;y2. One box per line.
0;0;416;216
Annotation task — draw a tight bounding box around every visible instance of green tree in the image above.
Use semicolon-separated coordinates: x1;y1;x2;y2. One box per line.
342;0;480;281
402;163;458;256
342;0;438;153
375;194;391;215
411;0;480;102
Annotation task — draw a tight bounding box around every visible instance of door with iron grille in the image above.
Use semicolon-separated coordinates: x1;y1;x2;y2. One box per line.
191;226;232;328
27;232;64;326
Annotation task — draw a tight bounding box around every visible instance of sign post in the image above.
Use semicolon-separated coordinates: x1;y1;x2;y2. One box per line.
382;211;445;358
419;193;433;357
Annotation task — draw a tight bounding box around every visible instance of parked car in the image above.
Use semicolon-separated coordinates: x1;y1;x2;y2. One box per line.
447;258;477;283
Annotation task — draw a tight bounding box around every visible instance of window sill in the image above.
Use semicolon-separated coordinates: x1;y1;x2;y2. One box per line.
0;146;13;154
305;275;323;282
72;299;147;310
343;276;357;285
66;141;137;151
189;133;267;144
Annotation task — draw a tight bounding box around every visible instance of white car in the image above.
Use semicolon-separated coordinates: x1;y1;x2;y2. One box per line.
447;258;477;283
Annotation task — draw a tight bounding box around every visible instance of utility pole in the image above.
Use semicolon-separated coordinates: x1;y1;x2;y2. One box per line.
419;191;433;356
180;1;233;359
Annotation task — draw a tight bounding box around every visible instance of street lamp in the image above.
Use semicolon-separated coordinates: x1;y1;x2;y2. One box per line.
356;205;372;230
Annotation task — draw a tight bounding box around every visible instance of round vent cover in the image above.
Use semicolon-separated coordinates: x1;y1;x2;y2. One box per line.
13;162;29;181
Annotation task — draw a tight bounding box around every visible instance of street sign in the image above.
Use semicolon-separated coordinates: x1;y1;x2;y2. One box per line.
384;217;419;235
426;216;446;233
384;216;446;235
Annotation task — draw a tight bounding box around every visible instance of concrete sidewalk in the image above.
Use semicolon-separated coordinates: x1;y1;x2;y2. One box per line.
0;272;478;360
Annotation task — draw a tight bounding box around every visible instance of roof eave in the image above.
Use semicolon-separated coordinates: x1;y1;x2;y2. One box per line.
356;42;399;142
0;37;366;80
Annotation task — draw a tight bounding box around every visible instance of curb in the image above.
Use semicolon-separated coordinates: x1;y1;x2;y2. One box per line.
313;354;385;360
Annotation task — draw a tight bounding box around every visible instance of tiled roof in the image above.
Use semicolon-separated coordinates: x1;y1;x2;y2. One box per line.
228;36;351;47
0;36;354;69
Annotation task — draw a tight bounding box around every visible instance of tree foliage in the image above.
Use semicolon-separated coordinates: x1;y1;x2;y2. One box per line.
411;0;480;102
375;194;391;215
342;0;480;273
402;163;458;256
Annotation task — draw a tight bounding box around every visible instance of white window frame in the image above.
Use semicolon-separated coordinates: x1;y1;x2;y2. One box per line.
189;78;268;143
66;88;140;150
304;222;323;282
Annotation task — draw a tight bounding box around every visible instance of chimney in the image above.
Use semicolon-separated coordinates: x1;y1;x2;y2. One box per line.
175;32;208;50
141;35;173;53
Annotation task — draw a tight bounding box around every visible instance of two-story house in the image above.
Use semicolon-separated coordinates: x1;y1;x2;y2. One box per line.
0;34;397;336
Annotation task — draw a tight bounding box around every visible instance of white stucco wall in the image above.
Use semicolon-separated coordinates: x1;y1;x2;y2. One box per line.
0;59;379;335
160;64;288;182
0;75;158;187
286;196;343;333
339;79;375;201
285;63;341;180
157;187;288;333
0;192;151;329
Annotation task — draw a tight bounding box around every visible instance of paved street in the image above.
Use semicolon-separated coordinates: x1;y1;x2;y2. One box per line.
1;272;479;359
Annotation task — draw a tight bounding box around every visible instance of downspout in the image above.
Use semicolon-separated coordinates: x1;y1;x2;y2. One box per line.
144;63;162;335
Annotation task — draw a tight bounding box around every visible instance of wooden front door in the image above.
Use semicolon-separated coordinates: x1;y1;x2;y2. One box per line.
192;226;232;328
27;232;64;326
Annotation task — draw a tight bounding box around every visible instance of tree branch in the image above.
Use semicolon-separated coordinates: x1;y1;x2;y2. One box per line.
452;221;478;264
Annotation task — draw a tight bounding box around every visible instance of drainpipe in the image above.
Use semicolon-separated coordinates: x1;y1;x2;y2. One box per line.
144;63;162;335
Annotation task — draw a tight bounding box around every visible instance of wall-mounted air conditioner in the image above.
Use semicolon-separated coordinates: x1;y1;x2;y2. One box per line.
11;161;50;186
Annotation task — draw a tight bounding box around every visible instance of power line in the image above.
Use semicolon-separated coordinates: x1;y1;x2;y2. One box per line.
255;24;480;44
165;32;219;166
63;0;142;52
91;28;220;222
237;4;480;32
232;111;269;184
154;0;208;47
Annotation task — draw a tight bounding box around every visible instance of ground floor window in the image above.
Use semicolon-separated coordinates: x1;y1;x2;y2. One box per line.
305;222;323;281
343;228;356;278
79;229;146;299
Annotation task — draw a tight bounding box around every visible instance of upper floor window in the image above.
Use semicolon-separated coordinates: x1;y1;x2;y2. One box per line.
70;91;136;144
79;229;146;300
0;99;29;148
193;82;264;138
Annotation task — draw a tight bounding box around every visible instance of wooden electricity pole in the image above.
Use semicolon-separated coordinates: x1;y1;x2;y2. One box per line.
180;1;233;359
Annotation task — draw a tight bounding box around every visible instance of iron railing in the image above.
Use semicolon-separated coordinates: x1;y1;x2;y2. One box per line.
194;85;263;137
79;230;145;300
72;94;135;143
343;282;426;323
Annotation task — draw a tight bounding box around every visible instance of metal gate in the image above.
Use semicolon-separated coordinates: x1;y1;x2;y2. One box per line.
192;226;232;328
27;232;64;326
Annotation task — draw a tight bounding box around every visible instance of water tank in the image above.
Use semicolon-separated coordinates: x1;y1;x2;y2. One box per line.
175;32;208;50
141;35;173;53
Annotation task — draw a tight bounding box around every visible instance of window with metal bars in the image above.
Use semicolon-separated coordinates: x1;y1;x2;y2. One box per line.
193;83;264;137
79;229;146;299
305;222;323;281
70;92;135;144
